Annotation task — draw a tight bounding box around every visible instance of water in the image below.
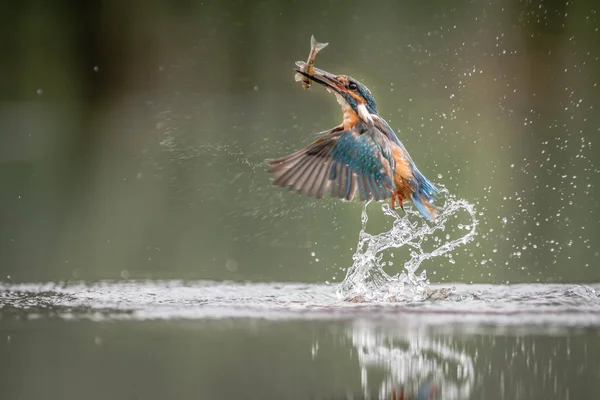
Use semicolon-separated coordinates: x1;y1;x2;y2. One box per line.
2;280;599;325
1;280;600;399
339;190;477;301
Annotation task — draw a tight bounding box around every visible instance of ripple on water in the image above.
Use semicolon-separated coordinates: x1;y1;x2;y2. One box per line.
1;281;599;330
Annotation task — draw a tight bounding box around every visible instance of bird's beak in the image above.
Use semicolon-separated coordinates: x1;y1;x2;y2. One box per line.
294;62;347;96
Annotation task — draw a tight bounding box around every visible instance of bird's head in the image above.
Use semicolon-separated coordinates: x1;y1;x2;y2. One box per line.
295;65;378;125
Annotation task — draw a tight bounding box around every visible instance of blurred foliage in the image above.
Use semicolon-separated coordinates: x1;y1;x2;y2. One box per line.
0;0;599;283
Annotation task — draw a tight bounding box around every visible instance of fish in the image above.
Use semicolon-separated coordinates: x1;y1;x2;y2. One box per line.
294;35;328;90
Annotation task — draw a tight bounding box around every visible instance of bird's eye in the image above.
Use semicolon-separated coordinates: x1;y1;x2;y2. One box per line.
348;82;358;91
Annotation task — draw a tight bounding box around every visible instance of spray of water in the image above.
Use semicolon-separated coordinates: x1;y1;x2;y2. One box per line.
338;187;478;302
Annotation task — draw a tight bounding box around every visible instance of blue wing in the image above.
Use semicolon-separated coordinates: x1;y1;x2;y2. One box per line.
267;123;396;201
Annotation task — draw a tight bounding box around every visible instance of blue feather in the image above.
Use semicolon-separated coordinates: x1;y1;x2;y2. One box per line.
344;167;352;199
413;166;439;200
412;195;433;222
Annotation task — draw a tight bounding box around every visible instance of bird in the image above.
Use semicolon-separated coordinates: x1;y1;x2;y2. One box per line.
266;65;441;222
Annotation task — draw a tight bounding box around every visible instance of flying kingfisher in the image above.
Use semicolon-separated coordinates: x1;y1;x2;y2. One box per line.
267;65;441;222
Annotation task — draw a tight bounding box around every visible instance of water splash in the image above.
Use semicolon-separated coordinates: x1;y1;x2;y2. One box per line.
338;187;478;302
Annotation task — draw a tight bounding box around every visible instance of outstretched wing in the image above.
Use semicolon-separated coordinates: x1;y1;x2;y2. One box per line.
266;124;396;201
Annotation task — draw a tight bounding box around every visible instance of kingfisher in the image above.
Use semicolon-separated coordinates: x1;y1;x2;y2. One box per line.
266;65;441;222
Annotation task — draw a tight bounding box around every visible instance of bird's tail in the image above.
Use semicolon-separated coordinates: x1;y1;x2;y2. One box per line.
412;193;442;222
410;170;443;222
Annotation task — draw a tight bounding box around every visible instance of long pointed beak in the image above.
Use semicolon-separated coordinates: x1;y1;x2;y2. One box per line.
294;62;347;95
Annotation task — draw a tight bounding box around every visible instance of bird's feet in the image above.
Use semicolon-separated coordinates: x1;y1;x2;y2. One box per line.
392;389;405;400
390;192;404;210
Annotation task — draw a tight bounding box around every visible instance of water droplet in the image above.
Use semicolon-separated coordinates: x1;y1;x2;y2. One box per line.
225;259;239;272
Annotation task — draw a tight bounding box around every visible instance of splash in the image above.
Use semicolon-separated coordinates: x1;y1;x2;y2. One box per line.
338;187;478;301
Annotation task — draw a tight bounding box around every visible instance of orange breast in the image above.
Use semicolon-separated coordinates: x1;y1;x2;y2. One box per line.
392;147;415;197
342;109;359;130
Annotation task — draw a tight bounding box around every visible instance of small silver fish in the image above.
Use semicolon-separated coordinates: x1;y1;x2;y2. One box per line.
294;35;328;90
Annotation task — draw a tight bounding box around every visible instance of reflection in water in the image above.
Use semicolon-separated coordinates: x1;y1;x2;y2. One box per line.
348;321;473;400
339;191;477;302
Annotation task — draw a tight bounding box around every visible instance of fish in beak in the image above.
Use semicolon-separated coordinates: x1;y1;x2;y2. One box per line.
295;64;374;125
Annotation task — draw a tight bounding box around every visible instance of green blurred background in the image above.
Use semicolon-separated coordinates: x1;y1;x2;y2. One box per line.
1;0;599;284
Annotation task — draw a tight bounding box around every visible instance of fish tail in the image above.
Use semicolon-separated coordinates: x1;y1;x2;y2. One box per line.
310;35;328;51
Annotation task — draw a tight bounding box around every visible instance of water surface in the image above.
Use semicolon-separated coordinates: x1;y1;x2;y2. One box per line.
2;281;599;327
1;280;599;400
